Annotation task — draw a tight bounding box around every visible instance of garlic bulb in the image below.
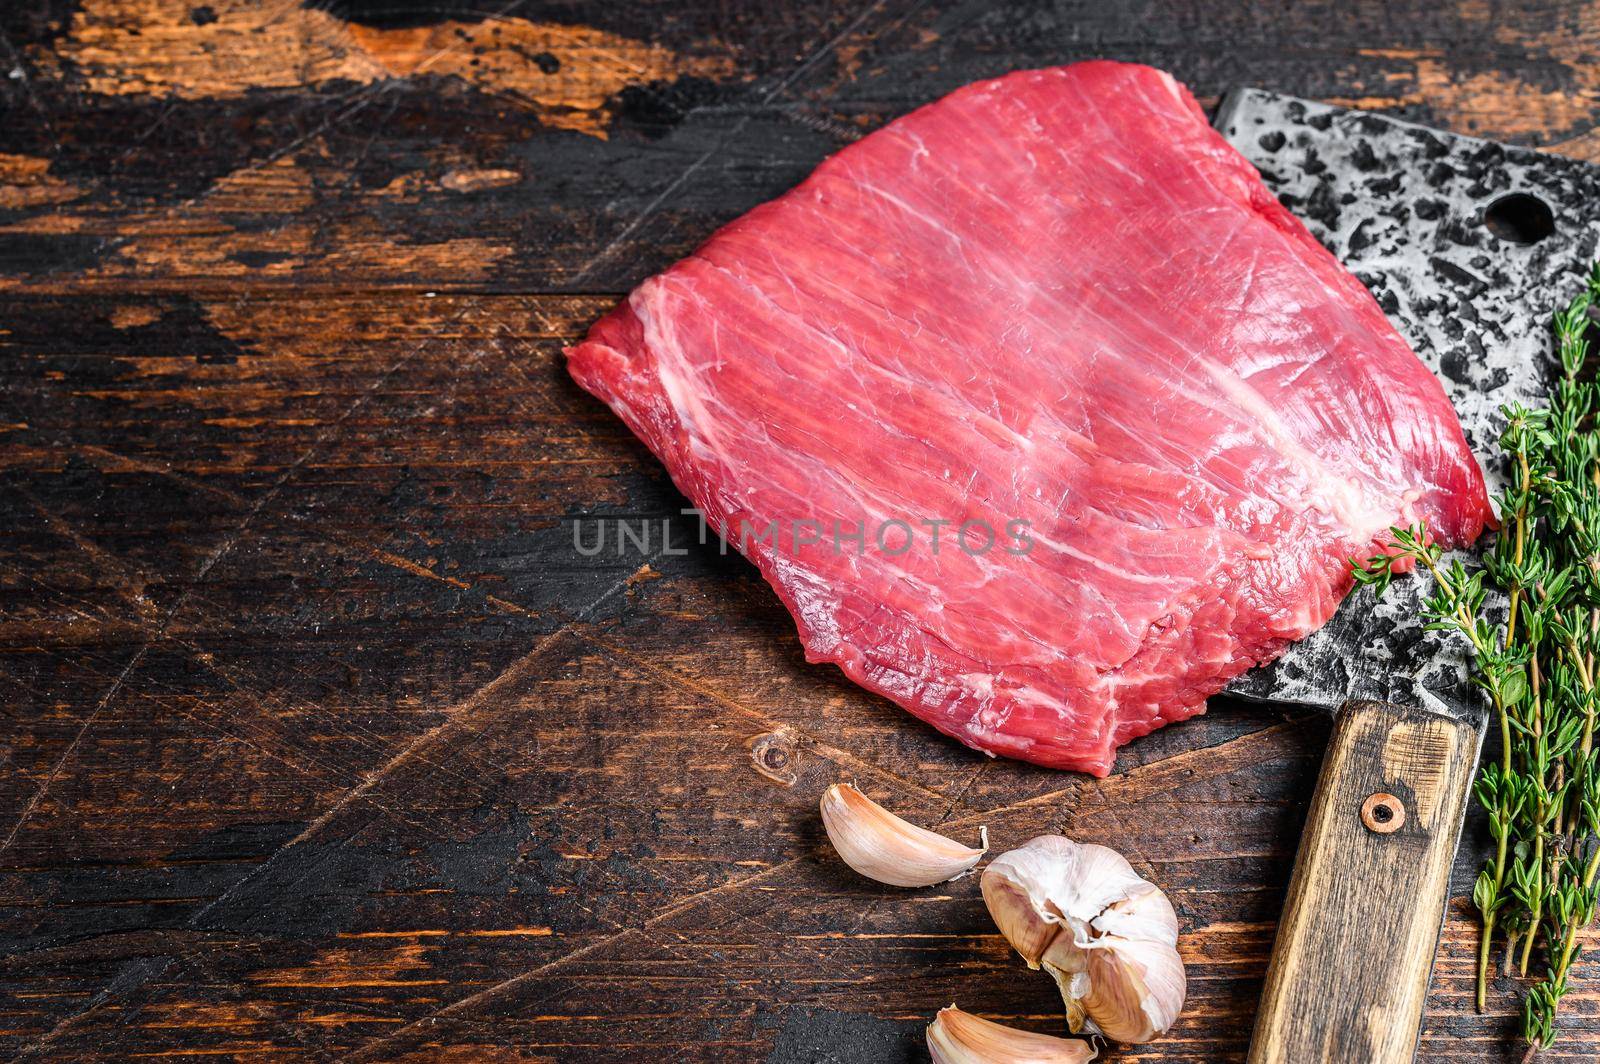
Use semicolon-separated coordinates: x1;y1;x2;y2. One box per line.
819;783;986;887
926;1006;1096;1064
981;835;1184;1043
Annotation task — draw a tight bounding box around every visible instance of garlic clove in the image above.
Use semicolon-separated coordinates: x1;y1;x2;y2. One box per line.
1042;925;1185;1044
1091;878;1180;947
819;783;986;887
982;835;1185;1044
1058;933;1186;1044
980;866;1057;968
926;1006;1096;1064
981;835;1147;967
984;836;1156;942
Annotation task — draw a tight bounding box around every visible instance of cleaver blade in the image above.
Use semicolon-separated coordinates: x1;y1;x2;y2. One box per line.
1216;89;1577;722
1206;90;1599;1064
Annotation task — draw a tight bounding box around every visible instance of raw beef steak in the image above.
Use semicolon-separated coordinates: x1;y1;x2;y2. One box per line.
566;61;1492;776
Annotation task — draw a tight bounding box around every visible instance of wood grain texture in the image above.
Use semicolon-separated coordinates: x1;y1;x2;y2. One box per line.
3;1;1600;1061
1247;702;1480;1064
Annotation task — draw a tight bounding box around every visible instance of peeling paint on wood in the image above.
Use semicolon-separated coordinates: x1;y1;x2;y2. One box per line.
48;0;736;137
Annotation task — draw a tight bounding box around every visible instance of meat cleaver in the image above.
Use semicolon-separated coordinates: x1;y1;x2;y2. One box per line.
1209;90;1596;1062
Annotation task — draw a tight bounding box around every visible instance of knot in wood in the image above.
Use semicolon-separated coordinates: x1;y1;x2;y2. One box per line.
749;728;798;786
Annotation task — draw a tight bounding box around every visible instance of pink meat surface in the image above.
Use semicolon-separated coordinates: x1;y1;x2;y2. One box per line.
566;61;1492;776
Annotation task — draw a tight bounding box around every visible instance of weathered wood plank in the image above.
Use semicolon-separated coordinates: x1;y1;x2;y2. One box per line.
6;1;1600;1060
3;290;1593;1061
4;2;1600;292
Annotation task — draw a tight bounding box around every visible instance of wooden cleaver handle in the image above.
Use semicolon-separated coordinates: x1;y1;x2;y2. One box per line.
1247;700;1479;1064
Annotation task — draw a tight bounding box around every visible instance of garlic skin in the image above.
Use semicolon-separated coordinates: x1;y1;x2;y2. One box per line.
819;783;986;887
927;1006;1096;1064
982;835;1185;1043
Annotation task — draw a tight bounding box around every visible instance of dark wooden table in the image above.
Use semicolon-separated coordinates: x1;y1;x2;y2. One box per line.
4;2;1599;1060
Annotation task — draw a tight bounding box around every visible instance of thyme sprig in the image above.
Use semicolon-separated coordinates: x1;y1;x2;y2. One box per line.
1351;262;1600;1054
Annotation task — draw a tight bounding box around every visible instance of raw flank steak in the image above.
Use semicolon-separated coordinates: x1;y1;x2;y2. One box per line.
566;61;1492;776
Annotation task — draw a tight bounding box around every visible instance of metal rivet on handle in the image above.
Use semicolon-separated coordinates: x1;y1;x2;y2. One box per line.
1360;792;1405;834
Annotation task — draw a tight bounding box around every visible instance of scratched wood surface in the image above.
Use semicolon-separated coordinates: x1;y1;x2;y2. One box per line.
4;1;1600;1061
